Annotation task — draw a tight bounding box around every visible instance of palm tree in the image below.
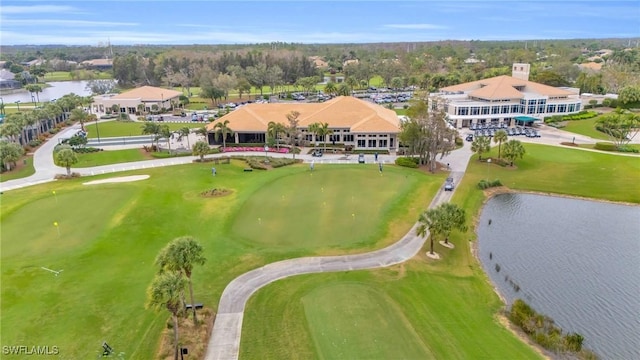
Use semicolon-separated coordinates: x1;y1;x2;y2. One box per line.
337;83;351;96
175;127;191;149
141;122;161;150
155;236;206;326
267;121;285;149
55;148;78;176
346;76;359;91
213;120;233;149
471;136;491;161
195;126;208;141
69;108;88;131
503;139;526;166
324;81;337;96
0;140;24;171
192;141;210;161
416;207;443;256
308;122;321;148
286;111;301;159
316;122;333;152
493;130;508;159
438;202;468;245
160;125;172;154
146;271;186;360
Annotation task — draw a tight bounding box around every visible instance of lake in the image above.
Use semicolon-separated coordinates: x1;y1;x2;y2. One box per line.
477;193;640;359
0;81;92;103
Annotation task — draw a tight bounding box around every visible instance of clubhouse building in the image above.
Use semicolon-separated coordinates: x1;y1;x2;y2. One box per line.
206;96;401;151
91;86;182;115
430;63;582;128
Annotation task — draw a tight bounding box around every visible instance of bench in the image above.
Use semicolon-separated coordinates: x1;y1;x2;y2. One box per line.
244;168;253;172
185;303;204;310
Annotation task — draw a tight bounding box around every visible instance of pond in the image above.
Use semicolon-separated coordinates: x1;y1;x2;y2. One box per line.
477;193;640;359
0;81;92;103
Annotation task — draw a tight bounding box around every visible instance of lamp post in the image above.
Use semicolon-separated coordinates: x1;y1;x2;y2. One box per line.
0;97;4;115
487;158;491;180
264;144;269;164
15;100;21;111
96;118;101;143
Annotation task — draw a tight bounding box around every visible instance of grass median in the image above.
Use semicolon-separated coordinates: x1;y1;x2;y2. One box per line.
84;121;204;139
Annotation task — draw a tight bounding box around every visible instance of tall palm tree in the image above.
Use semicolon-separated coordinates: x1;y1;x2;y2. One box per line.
146;271;186;360
177;127;191;149
316;122;333;152
267;121;285;149
503;139;526;167
55;148;78;176
141;122;161;150
155;236;206;326
438;202;468;245
69;108;88;132
308;122;321;147
493;130;508;159
213;120;233;149
416;207;443;256
324;81;337;96
471;136;491;161
195;126;208;141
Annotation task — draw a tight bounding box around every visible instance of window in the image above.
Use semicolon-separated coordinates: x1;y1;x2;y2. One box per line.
558;104;567;113
538;99;546;105
568;103;576;112
528;99;536;106
511;105;521;113
471;107;480;115
379;139;387;147
368;139;376;147
537;105;545;113
547;104;556;113
576;103;581;111
527;105;535;114
457;107;469;115
501;105;510;114
482;106;490;115
357;134;365;138
343;134;354;142
357;139;366;147
491;106;500;114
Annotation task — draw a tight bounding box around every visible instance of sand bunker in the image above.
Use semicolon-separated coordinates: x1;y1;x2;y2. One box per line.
83;175;150;185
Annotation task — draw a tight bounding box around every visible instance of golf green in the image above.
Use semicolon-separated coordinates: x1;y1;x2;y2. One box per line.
230;167;418;250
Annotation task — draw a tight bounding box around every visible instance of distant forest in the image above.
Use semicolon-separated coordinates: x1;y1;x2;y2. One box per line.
1;38;639;96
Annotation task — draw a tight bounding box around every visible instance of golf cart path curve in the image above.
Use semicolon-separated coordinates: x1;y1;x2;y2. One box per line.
205;166;468;360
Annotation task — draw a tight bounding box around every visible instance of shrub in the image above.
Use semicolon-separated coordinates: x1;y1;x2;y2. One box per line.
49;128;59;134
73;147;102;153
395;157;419;168
477;179;502;189
455;137;463;146
28;139;43;147
594;142;617;151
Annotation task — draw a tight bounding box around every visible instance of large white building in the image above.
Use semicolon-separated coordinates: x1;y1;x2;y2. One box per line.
430;64;582;128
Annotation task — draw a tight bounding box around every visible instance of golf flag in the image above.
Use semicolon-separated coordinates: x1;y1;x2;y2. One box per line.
53;222;58;227
52;191;56;195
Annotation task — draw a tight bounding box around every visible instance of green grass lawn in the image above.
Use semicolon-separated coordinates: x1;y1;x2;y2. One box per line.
73;149;150;167
84;121;204;138
0;156;35;182
44;71;113;81
560;117;610;140
239;143;640;359
0;162;439;359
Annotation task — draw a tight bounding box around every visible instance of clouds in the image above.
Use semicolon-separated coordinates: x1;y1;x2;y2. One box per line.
0;1;637;45
384;24;448;30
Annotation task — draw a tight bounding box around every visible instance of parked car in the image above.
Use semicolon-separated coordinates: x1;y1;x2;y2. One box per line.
358;154;365;163
444;177;454;191
312;149;323;157
465;134;474;142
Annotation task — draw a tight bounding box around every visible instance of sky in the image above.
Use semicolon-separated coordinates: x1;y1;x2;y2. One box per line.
1;1;639;46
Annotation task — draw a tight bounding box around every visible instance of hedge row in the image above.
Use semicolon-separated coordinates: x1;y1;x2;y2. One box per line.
477;179;502;189
395;157;419;168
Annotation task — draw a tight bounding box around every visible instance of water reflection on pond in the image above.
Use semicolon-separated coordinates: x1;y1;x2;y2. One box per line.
477;193;640;359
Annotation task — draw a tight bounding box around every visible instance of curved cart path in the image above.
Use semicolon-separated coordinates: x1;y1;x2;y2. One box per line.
205;160;470;360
